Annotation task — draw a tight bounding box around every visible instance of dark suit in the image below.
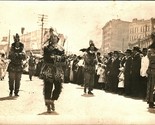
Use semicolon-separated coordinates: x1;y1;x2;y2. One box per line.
109;57;120;93
131;53;141;97
124;56;132;96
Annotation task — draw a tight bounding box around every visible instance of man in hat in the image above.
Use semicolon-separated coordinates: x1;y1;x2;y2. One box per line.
7;33;26;96
104;52;113;91
131;46;142;98
124;49;132;96
108;51;120;93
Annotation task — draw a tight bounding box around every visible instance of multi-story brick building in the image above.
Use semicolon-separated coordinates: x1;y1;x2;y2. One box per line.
128;18;155;49
101;19;130;53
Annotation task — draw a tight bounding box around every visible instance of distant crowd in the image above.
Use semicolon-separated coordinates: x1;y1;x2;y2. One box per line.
57;46;150;101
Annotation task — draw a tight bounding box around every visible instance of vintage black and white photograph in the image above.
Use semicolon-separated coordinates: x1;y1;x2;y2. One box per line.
0;1;155;124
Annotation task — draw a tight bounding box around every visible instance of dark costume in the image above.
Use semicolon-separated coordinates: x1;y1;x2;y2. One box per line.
83;42;97;95
7;34;26;96
40;32;65;112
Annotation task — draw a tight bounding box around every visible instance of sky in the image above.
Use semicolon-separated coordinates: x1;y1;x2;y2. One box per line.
0;1;155;54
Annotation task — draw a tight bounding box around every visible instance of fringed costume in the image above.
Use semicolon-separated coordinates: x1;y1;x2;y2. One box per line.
83;41;98;95
40;31;65;112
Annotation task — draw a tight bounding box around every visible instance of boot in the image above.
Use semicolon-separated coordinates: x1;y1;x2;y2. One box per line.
45;100;51;113
15;93;19;96
50;100;55;111
14;91;19;96
9;91;13;97
84;87;87;93
88;91;94;95
149;102;154;108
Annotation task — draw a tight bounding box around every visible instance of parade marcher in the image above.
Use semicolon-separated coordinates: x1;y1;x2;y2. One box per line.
146;32;155;108
40;27;65;112
124;49;132;96
28;52;36;81
83;41;98;95
140;48;149;100
7;33;26;96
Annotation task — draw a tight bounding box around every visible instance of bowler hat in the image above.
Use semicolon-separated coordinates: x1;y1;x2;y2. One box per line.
142;48;147;52
133;46;140;52
113;51;119;55
125;49;132;54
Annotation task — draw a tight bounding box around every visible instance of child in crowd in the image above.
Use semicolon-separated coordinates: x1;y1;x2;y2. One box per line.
97;63;106;90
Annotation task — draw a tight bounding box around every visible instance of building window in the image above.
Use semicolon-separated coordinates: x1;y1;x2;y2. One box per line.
148;26;150;31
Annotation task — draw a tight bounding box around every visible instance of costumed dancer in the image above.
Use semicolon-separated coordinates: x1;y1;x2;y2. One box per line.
7;33;26;96
83;40;98;95
40;27;66;113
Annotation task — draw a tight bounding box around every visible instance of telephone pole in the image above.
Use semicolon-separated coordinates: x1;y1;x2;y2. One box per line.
38;14;48;52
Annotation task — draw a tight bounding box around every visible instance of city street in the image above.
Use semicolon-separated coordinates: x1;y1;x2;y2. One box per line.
0;74;155;125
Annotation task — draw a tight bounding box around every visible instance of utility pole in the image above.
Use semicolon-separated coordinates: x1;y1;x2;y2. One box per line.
38;14;48;53
6;30;11;58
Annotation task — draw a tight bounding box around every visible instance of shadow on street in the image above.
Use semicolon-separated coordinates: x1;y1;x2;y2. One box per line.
38;111;59;115
0;96;17;101
147;108;155;114
76;87;83;89
81;93;95;97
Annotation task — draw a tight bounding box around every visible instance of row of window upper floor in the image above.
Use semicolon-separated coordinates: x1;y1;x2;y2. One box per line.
129;33;150;41
103;25;151;35
129;25;151;34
